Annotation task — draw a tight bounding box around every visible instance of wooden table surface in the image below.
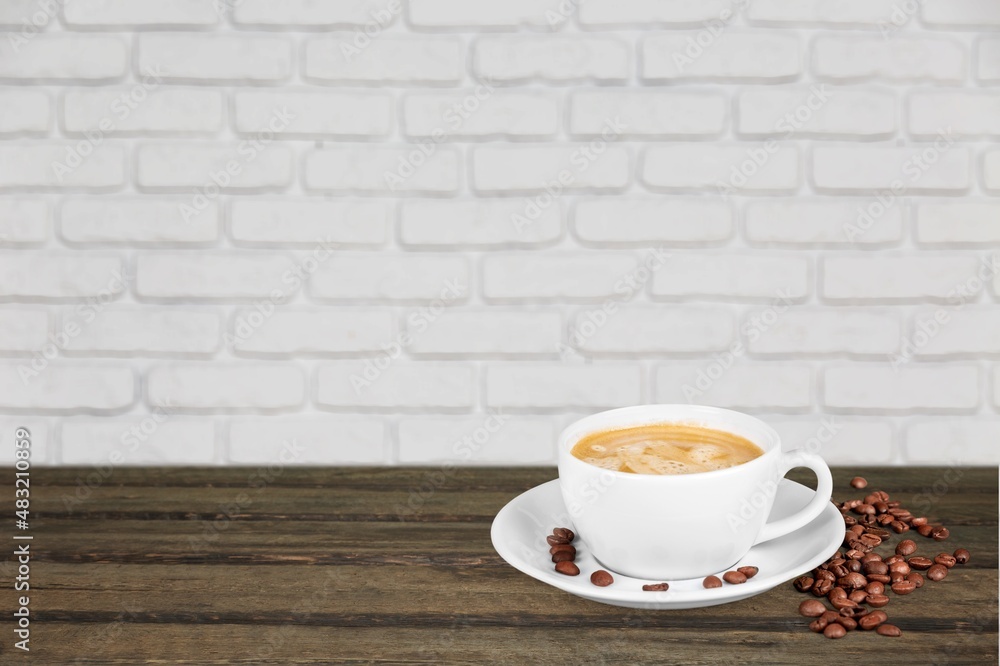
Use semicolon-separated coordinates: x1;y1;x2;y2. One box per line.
1;466;996;664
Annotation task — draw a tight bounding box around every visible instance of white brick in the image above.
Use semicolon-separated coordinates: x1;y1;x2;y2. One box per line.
811;144;970;194
574;198;732;246
772;419;893;465
0;143;125;190
60;198;219;245
147;364;305;412
61;420;216;465
398;416;555;465
642;144;800;193
0;199;48;245
570;90;726;139
746;308;900;356
747;0;900;26
0;90;50;135
909;92;1000;138
642;33;800;82
63;88;223;136
744;199;903;246
63;0;218;27
655;363;811;411
0;253;125;301
234;0;398;27
482;252;641;301
138;34;292;83
922;0;1000;27
231;309;394;356
400;199;562;248
985;149;1000;193
915;201;1000;245
474;36;629;84
0;0;55;25
136;143;293;191
905;421;1000;465
738;87;895;139
61;308;221;356
230;199;389;247
573;306;734;354
910;308;1000;357
229;418;386;464
0;363;134;413
0;309;47;353
977;37;1000;82
304;35;462;85
812;36;965;83
472;145;629;194
0;35;127;82
317;362;474;410
406;310;562;356
309;253;469;302
579;0;732;27
651;253;810;301
822;255;979;302
136;253;294;300
304;146;459;194
234;90;392;139
403;91;558;139
486;364;641;409
824;365;979;412
0;419;49;466
409;0;566;29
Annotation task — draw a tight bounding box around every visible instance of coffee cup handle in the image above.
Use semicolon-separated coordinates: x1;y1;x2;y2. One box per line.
754;450;833;545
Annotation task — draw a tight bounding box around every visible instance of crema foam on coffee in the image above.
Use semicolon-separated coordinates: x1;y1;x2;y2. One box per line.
570;423;764;475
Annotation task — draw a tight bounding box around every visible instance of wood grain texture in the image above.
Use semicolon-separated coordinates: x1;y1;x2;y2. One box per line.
1;466;996;665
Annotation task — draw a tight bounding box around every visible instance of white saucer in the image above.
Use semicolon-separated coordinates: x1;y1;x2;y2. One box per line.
491;478;843;609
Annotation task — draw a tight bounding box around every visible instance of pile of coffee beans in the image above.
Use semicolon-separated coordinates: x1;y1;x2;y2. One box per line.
550;526;670;590
793;476;971;639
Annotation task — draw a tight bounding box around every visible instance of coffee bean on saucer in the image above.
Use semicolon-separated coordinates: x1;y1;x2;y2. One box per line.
895;539;917;556
858;611;888;630
954;548;971;564
552;527;574;542
642;583;669;592
907;556;933;570
931;526;950;541
546;535;570;547
551;550;575;563
703;575;722;589
823;623;847;639
554;561;580;576
737;566;758;579
793;576;814;592
799;599;826;617
876;624;902;637
723;571;747;585
934;553;957;568
926;564;948;581
851;476;868;489
590;570;614;587
549;544;575;556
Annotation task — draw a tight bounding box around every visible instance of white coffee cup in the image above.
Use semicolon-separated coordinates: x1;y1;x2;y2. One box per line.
557;405;833;580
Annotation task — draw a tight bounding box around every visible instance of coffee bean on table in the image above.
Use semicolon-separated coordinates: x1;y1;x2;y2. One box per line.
590;570;614;587
793;576;814;592
799;599;826;617
809;618;829;633
811;578;834;596
737;566;758;579
866;581;885;595
916;524;934;537
911;516;928;526
642;583;669;592
553;527;574;542
891;580;916;595
889;561;911;575
824;623;847;639
554;561;580;576
876;624;902;637
891;521;910;533
866;594;890;608
934;553;957;568
703;575;722;589
867;573;891;584
954;548;971;564
863;561;888;576
931;526;950;541
546;535;570;546
906;572;924;589
723;571;748;585
858;610;888;630
848;589;868;604
907;556;933;571
836;616;857;631
895;539;917;556
926;564;948;581
828;587;847;601
851;476;868;489
830;597;857;611
837;572;867;589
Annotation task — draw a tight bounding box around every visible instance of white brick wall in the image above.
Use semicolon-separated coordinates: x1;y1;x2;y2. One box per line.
0;4;997;467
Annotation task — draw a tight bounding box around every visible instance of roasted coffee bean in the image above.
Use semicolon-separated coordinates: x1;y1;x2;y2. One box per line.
863;561;888;576
851;476;868;489
867;573;891;584
895;540;917;556
907;556;933;570
821;610;840;622
793;575;814;592
890;521;910;533
555;561;580;576
866;527;892;539
546;535;570;546
889;561;911;575
642;583;669;592
884;555;903;565
723;571;748;585
859;611;888;630
551;550;575;563
799;599;826;617
549;544;576;556
885;500;900;508
874;501;889;514
843;515;858;527
828;587;847;601
845;549;866;560
553;527;575;542
877;624;902;637
906;572;924;589
837;572;868;590
926;564;948;581
861;552;883;564
848;589;868;604
871;490;890;502
830;557;846;567
846;559;862;573
590;570;614;587
891;580;916;595
836;616;858;631
809;618;829;633
737;566;758;579
889;572;904;584
932;527;950;541
703;575;722;589
887;507;910;518
917;524;934;537
853;504;876;515
911;516;928;526
860;533;883;548
934;553;957;568
830;564;849;578
954;548;971;564
815;569;836;582
844;499;862;510
849;524;865;536
866;581;885;595
866;594;890;608
824;623;847;639
811;579;834;596
839;606;864;619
